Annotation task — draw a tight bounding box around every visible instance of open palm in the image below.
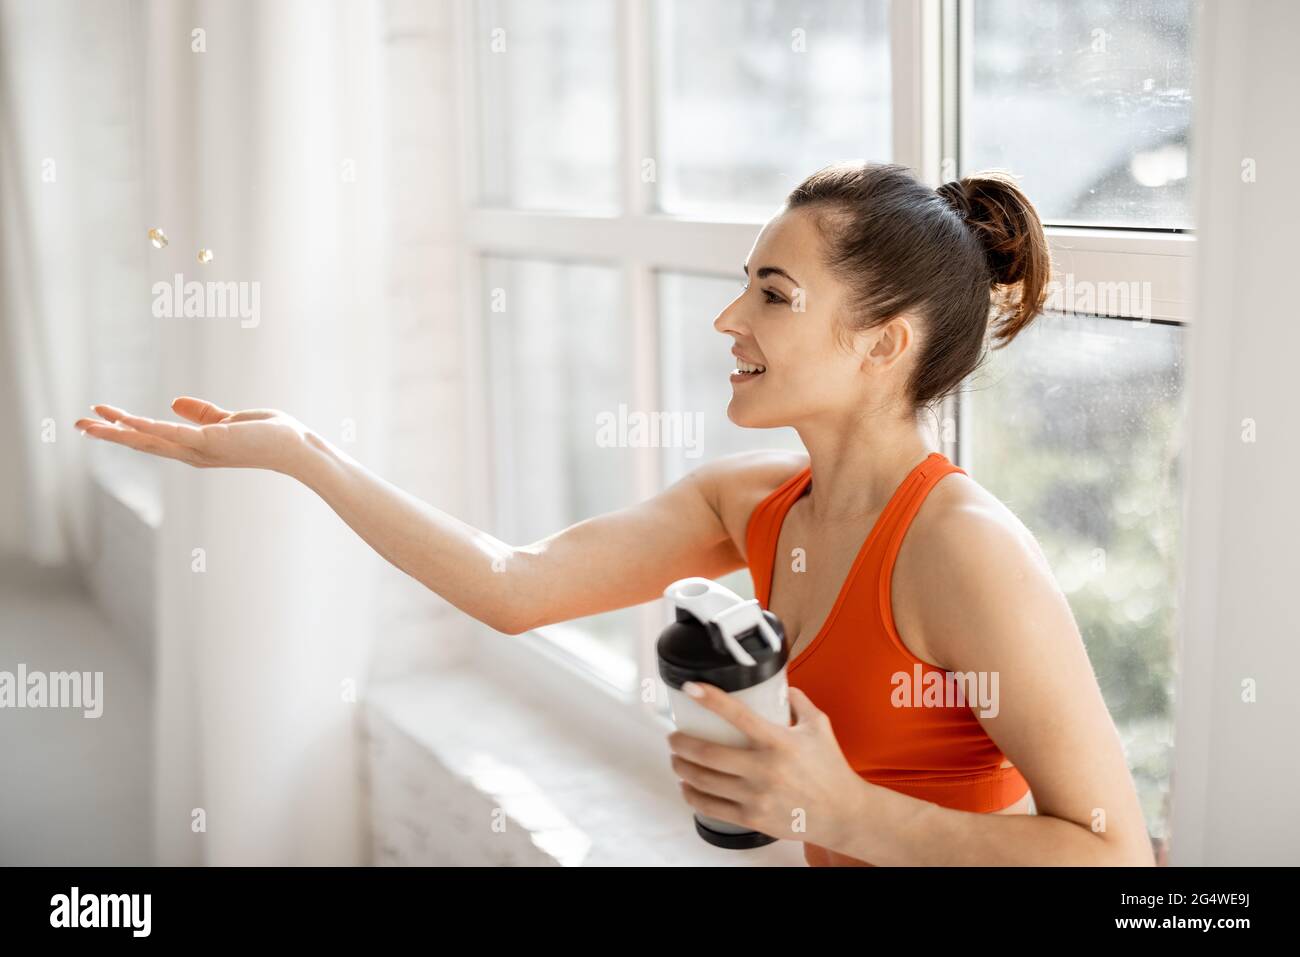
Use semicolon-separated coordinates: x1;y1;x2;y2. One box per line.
76;397;312;473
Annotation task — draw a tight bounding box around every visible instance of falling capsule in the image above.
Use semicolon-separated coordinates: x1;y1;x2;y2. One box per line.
196;248;213;264
148;227;169;249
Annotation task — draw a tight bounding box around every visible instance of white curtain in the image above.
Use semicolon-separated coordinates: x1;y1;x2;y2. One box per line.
3;0;399;863
0;0;118;565
144;0;391;865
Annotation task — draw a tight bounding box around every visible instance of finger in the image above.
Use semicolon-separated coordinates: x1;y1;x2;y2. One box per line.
667;731;762;776
677;781;746;828
76;417;127;433
669;752;752;803
75;420;195;463
681;681;786;748
90;403;131;424
171;396;233;424
114;413;206;449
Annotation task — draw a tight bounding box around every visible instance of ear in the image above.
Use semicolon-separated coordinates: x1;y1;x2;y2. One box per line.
862;313;916;371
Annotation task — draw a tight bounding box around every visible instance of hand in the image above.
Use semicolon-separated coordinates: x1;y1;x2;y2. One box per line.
667;682;869;849
75;397;315;475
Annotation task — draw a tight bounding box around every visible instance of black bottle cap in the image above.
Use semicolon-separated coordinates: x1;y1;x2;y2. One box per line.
656;606;788;693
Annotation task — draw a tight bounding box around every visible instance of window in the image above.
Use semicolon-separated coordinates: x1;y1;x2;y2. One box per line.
966;0;1195;228
654;0;892;219
964;311;1184;847
475;0;620;211
462;0;1194;855
482;255;641;683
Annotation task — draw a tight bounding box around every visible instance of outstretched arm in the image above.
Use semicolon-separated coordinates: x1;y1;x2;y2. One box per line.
77;397;746;635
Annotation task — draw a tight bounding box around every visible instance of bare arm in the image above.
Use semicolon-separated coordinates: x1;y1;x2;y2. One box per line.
291;427;748;634
77;397;750;635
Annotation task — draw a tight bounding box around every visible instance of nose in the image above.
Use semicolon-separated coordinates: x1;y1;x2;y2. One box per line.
713;288;748;338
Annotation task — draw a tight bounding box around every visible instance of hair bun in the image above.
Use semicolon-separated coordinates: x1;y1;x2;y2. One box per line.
936;171;1051;346
935;180;972;222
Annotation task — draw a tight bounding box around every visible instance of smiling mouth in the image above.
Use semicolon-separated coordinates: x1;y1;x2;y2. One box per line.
731;358;766;380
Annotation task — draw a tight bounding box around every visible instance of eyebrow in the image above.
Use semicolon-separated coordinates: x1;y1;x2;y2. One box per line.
742;263;800;286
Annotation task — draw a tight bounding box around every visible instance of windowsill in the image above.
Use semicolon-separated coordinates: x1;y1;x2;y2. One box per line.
366;663;808;866
523;620;639;693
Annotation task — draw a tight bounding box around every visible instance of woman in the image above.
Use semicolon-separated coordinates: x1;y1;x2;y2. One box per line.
77;163;1154;866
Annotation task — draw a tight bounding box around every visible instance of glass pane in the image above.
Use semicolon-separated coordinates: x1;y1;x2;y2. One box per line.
483;257;640;667
658;270;806;599
965;311;1184;855
967;0;1195;228
654;0;892;220
475;0;619;212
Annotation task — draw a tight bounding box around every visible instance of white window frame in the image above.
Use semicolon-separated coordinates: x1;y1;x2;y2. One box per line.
452;0;1195;732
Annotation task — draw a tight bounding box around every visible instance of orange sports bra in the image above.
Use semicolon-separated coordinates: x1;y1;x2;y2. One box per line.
745;451;1030;867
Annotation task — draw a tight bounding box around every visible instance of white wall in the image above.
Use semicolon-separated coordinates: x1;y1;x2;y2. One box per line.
1171;0;1300;865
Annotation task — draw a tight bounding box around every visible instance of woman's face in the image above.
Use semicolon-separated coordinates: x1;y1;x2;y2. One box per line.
713;205;914;430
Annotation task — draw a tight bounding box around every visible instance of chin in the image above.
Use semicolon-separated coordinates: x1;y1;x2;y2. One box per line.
726;396;786;430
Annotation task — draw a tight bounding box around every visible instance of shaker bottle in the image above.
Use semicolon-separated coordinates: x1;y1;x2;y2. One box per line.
657;576;791;848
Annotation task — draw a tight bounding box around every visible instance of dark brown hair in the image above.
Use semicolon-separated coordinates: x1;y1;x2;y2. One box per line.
786;163;1051;411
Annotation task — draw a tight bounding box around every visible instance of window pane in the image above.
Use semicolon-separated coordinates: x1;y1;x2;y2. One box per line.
483;257;639;669
965;311;1184;852
653;0;892;220
658;270;805;599
475;0;619;212
967;0;1195;228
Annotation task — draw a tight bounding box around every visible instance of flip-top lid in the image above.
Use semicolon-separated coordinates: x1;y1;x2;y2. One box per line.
656;577;788;692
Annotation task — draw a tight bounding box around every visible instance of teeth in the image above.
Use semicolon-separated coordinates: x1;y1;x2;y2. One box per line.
736;359;766;374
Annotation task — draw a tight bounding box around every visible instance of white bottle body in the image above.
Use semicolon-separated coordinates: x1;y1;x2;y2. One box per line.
666;670;791;836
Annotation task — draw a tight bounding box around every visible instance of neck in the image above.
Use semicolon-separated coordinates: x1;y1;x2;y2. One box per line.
794;406;937;523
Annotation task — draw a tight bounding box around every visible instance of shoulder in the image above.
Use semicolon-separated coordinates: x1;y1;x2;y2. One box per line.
910;470;1048;571
895;469;1064;668
686;449;809;559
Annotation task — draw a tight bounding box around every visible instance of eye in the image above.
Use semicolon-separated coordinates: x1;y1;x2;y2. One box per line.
763;289;786;305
